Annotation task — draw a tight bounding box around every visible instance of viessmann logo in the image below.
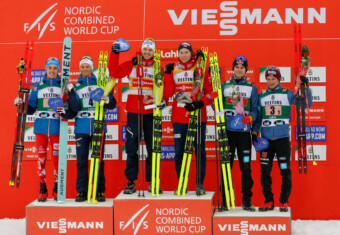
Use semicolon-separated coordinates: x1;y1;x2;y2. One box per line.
218;221;287;234
24;3;119;39
119;204;150;235
168;1;326;35
36;218;104;233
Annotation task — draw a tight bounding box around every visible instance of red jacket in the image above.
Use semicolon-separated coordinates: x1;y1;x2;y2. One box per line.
163;59;213;123
108;52;163;114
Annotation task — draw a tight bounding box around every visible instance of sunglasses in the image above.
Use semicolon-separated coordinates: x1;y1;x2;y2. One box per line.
235;56;247;61
144;37;156;43
81;56;93;61
267;66;280;72
47;57;59;62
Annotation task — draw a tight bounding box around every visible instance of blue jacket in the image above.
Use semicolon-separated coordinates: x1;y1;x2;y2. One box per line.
74;74;116;135
253;83;312;140
28;75;79;135
222;76;259;132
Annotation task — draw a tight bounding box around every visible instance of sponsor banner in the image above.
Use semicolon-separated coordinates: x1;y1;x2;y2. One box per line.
114;193;213;235
159;48;179;61
106;107;119;122
225;68;256;83
122;87;129;102
24;126;35;142
205;125;216;141
205;142;256;161
67;144;119;160
306;67;326;83
26;200;113;235
306;104;326;122
105;125;119;141
26;115;36;123
161;145;175;160
259;67;291;83
213;212;290;235
161;106;172;122
309;86;326;102
206;106;215;122
68;126;75;141
162;122;174;142
295;125;326;141
30;70;45;85
295;145;327;161
122;144;147;161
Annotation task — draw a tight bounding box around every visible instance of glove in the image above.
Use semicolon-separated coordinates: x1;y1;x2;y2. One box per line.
185;100;204;112
112;42;121;54
195;50;205;60
242;115;253;124
57;107;66;115
101;96;109;104
67;83;74;92
156;100;166;110
14;97;23;106
165;63;174;74
132;56;138;66
251;132;258;143
300;76;309;87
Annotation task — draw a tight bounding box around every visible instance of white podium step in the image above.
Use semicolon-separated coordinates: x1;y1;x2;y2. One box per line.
26;199;114;235
114;191;214;235
213;207;291;235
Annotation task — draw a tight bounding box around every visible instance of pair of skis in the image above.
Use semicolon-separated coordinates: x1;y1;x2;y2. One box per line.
176;47;207;196
294;24;316;175
209;52;235;211
150;50;163;197
88;51;116;203
9;42;34;188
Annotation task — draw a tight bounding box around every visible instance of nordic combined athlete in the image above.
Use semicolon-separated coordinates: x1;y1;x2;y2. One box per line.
221;56;258;211
253;66;312;212
163;42;213;195
14;57;79;202
108;38;165;194
69;56;116;202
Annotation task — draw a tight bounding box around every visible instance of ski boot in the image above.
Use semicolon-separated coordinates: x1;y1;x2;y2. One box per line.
123;181;136;194
279;202;289;212
148;184;163;194
75;192;87;202
196;184;206;195
242;201;256;212
52;182;58;201
96;192;106;202
259;201;274;212
38;183;48;202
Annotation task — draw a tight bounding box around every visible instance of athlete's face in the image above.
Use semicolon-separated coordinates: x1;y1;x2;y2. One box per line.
233;64;246;79
178;48;192;63
46;65;58;79
142;47;154;60
80;63;92;78
266;75;280;89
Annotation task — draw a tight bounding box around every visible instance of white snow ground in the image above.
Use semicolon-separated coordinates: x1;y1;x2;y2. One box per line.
0;218;339;234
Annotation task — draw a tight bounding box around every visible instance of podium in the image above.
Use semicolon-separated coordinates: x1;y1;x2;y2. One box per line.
213;207;291;235
114;191;214;235
26;199;114;235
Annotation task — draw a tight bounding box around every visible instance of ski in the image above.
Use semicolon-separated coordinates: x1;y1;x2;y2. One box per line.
58;37;72;202
176;48;206;197
150;50;163;197
9;41;34;188
294;24;313;174
88;51;115;203
209;52;235;210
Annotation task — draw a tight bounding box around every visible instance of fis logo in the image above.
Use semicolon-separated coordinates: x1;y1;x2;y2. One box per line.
24;3;58;39
119;204;149;235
